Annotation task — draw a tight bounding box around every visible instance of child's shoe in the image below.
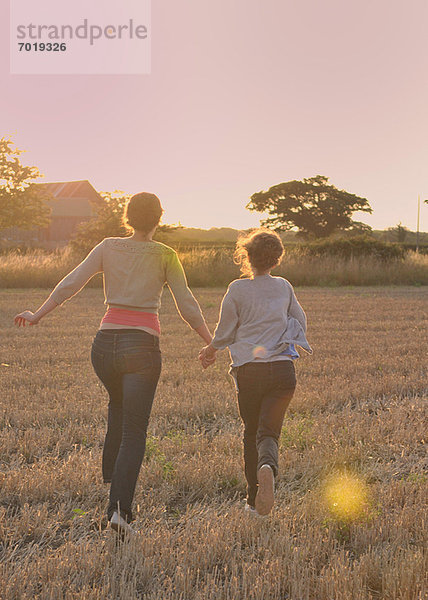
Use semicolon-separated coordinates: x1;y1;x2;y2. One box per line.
244;501;258;515
255;464;275;516
244;501;267;519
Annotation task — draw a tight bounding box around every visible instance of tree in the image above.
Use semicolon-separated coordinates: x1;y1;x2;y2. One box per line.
70;191;179;254
387;222;409;243
247;175;372;240
0;137;51;232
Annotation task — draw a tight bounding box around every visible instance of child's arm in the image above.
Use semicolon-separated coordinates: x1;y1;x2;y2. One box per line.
288;284;307;331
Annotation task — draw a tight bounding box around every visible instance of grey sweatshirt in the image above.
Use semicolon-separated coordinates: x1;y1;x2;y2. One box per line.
211;274;312;367
49;237;205;330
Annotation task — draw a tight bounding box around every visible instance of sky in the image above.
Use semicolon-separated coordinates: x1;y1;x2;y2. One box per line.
1;0;428;231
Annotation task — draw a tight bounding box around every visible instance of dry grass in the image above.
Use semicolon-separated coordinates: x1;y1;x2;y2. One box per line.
0;287;427;599
0;246;427;288
0;247;83;289
180;248;428;287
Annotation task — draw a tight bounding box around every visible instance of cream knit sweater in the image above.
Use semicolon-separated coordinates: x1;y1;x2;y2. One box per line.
49;237;205;330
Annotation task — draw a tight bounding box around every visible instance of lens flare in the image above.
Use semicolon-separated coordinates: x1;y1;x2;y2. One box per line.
323;472;370;522
252;345;267;359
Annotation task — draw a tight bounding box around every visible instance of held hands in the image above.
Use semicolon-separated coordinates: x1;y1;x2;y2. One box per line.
199;344;217;369
14;311;40;327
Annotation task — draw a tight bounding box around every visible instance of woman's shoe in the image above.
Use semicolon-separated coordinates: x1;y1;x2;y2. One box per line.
255;464;275;516
109;511;135;535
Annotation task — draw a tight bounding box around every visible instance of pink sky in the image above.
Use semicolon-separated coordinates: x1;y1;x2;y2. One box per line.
1;0;427;230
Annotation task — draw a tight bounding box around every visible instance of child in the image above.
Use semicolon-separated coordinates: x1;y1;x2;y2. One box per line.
199;229;312;516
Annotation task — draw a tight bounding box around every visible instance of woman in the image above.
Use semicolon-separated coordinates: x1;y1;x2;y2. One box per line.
199;229;312;516
14;192;213;534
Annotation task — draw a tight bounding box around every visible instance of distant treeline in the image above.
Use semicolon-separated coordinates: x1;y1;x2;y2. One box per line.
2;237;428;258
162;226;428;246
169;238;428;258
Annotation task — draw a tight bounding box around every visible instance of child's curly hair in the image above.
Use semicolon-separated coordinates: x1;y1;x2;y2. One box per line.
234;228;284;277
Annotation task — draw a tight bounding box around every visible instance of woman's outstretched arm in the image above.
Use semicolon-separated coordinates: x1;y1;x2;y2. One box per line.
194;322;214;345
165;250;212;344
199;283;239;368
14;241;104;327
14;297;59;326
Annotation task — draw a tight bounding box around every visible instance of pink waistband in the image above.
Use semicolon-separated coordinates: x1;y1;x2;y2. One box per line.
100;308;161;334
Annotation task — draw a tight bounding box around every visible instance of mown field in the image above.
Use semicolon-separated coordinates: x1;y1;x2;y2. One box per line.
0;287;427;600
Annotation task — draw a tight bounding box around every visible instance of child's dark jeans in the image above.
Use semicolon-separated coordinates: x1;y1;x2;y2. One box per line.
91;329;161;523
236;360;296;507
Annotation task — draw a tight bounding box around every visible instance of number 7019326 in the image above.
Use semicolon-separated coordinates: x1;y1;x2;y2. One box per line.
18;42;67;51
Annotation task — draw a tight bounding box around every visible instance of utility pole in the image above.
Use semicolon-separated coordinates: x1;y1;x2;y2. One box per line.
416;195;420;253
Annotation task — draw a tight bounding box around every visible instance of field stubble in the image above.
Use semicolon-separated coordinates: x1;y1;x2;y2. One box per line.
0;287;427;599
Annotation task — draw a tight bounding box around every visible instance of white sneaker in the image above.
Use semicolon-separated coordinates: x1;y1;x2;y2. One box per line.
244;501;258;515
109;511;135;535
255;464;275;516
244;501;266;519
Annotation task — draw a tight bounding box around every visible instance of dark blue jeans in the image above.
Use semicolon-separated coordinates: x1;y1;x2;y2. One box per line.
236;361;296;507
91;329;161;522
